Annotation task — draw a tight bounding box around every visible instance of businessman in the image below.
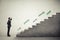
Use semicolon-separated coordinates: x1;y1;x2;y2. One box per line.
7;17;12;37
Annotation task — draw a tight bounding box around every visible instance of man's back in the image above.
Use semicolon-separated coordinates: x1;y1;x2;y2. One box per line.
7;20;11;26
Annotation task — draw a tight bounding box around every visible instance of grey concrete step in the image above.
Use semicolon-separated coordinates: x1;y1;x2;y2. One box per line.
16;13;60;37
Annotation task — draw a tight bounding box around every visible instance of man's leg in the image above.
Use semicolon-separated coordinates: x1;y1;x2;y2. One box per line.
7;26;11;36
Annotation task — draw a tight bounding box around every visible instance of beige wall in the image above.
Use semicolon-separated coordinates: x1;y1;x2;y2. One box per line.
0;0;60;37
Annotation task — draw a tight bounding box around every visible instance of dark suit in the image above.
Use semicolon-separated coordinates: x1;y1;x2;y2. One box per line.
7;19;11;36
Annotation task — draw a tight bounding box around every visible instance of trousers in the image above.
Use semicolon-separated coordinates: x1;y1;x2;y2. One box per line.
7;26;11;36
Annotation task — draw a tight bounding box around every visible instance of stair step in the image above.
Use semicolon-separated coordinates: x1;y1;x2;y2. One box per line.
16;13;60;37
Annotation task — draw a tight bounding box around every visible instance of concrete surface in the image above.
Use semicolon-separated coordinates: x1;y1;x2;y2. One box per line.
17;13;60;37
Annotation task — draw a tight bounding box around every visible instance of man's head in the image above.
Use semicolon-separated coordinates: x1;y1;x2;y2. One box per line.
8;17;12;20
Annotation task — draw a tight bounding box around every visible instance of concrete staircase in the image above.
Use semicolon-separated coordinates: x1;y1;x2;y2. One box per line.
16;13;60;37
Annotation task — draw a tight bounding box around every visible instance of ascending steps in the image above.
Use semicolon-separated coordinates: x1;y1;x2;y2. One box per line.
16;13;60;37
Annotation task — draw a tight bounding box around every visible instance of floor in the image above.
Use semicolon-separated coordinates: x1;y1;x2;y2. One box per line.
0;37;60;40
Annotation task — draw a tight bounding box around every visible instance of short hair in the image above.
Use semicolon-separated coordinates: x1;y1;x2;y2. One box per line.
8;17;10;19
8;17;12;20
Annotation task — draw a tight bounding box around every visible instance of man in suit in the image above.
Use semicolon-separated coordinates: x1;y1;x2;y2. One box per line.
7;17;12;37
